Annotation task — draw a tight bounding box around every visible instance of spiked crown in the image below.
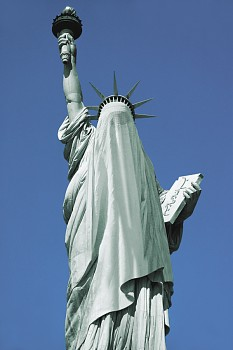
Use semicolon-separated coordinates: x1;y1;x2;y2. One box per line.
87;73;158;120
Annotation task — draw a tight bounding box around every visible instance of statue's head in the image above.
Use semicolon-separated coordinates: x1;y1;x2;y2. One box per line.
87;73;157;121
98;95;135;118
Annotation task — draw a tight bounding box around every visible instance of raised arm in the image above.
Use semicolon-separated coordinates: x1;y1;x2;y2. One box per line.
58;33;84;122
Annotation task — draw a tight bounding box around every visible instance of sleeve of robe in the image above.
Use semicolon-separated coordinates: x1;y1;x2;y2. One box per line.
57;107;95;181
58;108;95;225
156;179;184;254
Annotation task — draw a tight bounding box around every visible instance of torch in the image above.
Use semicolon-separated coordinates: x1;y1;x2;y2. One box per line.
52;6;82;64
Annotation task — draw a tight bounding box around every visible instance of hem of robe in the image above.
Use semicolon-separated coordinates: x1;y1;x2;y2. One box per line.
71;276;170;350
70;266;173;349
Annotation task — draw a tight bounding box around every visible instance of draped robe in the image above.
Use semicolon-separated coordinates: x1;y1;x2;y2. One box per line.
58;102;183;350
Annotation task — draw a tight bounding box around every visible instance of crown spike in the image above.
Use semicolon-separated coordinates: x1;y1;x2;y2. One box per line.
87;106;99;111
133;98;153;109
89;82;105;100
126;81;140;99
134;113;158;119
113;71;118;96
88;114;98;120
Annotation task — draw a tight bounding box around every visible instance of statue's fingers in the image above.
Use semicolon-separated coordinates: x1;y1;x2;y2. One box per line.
58;33;68;42
188;186;197;193
67;33;75;43
58;41;66;49
186;188;195;195
58;37;68;47
191;182;201;191
58;33;66;38
183;191;191;199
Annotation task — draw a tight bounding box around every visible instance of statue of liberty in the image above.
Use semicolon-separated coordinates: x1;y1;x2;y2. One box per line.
55;7;202;350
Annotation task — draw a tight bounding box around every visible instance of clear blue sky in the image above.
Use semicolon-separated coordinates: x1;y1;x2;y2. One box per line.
1;1;232;349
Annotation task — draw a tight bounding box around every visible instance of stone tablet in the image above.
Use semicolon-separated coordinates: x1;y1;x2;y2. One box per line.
162;173;203;224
